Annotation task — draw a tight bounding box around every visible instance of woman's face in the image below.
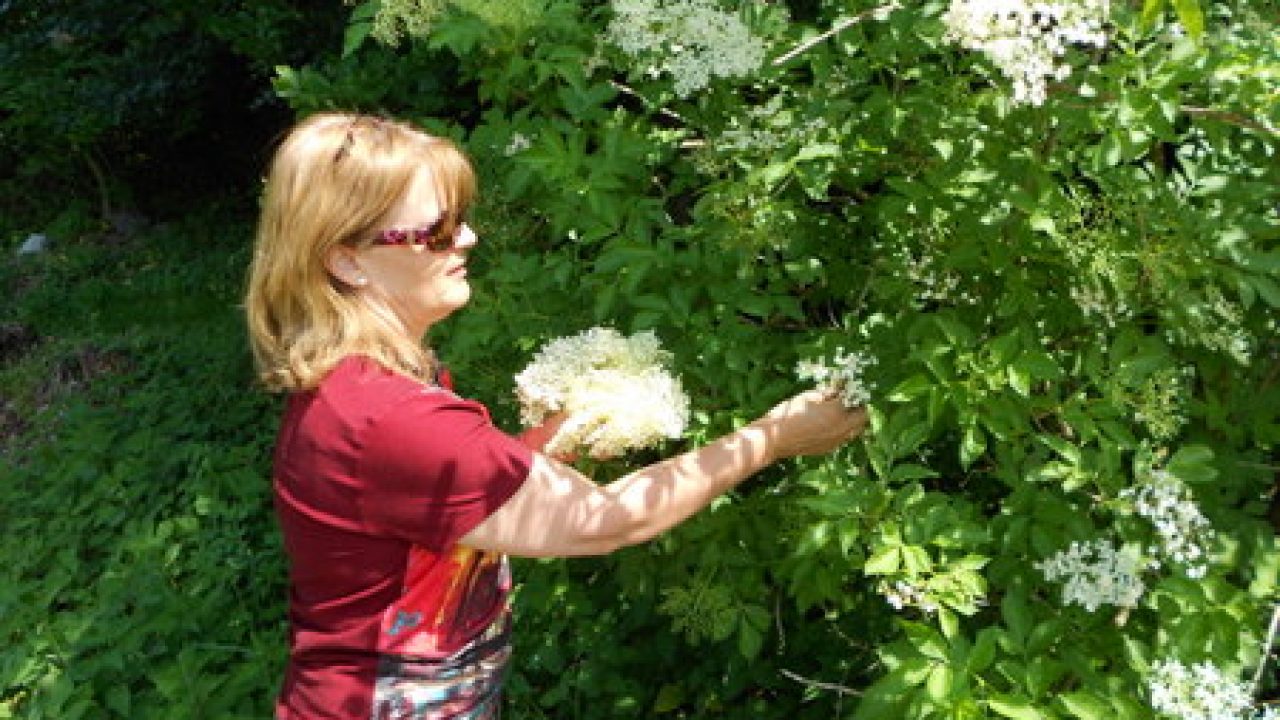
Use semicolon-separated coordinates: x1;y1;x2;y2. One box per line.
350;167;477;338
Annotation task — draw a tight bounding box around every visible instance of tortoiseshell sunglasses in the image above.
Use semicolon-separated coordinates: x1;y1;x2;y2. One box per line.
370;213;467;252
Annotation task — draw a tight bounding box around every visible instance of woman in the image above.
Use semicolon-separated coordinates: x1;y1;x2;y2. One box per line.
245;112;867;719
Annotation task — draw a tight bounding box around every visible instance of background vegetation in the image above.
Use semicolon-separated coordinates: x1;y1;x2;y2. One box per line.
2;0;1278;718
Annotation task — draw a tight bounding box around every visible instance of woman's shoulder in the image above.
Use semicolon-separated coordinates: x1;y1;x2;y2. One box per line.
319;355;480;419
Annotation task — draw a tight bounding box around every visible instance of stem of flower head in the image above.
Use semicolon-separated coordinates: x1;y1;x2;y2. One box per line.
1251;601;1280;694
772;3;901;67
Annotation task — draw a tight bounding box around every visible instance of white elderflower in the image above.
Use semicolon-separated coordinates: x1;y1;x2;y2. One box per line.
1147;658;1253;720
879;579;940;613
1121;469;1214;579
796;349;875;408
503;132;533;156
941;0;1109;105
606;0;767;97
515;327;690;459
1036;538;1148;611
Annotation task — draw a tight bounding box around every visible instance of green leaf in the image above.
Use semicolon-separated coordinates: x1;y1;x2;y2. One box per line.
969;628;999;673
1002;586;1032;649
865;546;902;575
1038;434;1082;465
904;621;950;661
1018;352;1063;380
1170;0;1205;38
927;665;956;703
902;545;933;574
888;374;934;402
1139;0;1166;28
342;1;380;57
653;683;684;713
1008;364;1031;397
1166;444;1218;483
961;424;986;469
738;619;764;659
1059;690;1110;720
988;695;1049;719
939;607;960;640
1249;275;1280;308
891;463;940;482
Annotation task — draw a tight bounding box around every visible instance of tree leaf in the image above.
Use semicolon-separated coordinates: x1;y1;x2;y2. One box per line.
1059;690;1110;720
864;546;902;575
988;694;1048;719
1170;0;1205;39
1139;0;1166;29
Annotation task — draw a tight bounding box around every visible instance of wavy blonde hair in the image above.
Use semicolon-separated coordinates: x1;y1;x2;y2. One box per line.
245;112;476;392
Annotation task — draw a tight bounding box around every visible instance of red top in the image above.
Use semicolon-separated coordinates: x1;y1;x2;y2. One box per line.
272;356;532;719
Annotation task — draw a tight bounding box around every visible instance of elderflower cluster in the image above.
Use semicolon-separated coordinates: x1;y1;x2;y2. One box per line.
515;327;690;459
1036;538;1149;612
880;580;940;613
359;0;542;45
360;0;445;45
503;132;533;156
606;0;768;97
796;349;876;408
659;580;739;644
941;0;1109;105
1121;469;1214;579
1147;658;1253;720
1070;282;1133;328
1131;366;1193;441
1169;287;1253;365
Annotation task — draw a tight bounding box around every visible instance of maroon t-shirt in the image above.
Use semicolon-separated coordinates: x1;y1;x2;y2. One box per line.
272;356;532;719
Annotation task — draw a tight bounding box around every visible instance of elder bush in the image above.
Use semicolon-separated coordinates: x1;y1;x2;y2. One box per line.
288;0;1280;717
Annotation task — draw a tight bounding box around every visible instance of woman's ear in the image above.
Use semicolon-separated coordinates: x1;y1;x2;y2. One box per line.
324;245;369;288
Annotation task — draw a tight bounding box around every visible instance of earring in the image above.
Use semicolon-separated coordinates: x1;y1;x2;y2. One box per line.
356;276;368;286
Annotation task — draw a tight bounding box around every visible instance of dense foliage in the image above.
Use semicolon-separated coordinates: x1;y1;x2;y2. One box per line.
0;0;343;232
2;0;1278;717
1;205;286;718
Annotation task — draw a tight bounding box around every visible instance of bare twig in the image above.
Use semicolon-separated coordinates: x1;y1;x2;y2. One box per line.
780;668;863;696
774;593;786;651
1252;602;1280;693
609;80;687;125
772;3;901;67
1180;106;1280;139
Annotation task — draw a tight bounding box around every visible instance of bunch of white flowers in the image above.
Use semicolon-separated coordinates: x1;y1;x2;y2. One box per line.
503;132;533;156
879;579;940;613
796;349;876;408
1036;538;1149;612
515;327;690;459
362;0;445;45
1121;469;1214;579
606;0;767;97
1147;658;1253;720
941;0;1109;105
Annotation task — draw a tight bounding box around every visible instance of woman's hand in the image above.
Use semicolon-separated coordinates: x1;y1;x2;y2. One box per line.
517;413;578;462
752;389;868;461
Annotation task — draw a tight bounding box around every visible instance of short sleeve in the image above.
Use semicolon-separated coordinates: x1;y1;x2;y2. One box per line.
356;391;532;551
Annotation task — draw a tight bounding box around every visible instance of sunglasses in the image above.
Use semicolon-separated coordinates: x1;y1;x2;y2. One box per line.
370;213;467;252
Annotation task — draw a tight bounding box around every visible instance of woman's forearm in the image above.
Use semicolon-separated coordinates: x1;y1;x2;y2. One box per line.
600;419;780;546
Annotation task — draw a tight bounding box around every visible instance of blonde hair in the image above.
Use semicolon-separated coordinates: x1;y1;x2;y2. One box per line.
245;112;476;392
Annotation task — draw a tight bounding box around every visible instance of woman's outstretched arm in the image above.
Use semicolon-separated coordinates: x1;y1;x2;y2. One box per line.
461;390;867;557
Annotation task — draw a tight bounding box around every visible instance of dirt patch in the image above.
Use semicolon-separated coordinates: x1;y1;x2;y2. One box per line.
1;341;134;459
